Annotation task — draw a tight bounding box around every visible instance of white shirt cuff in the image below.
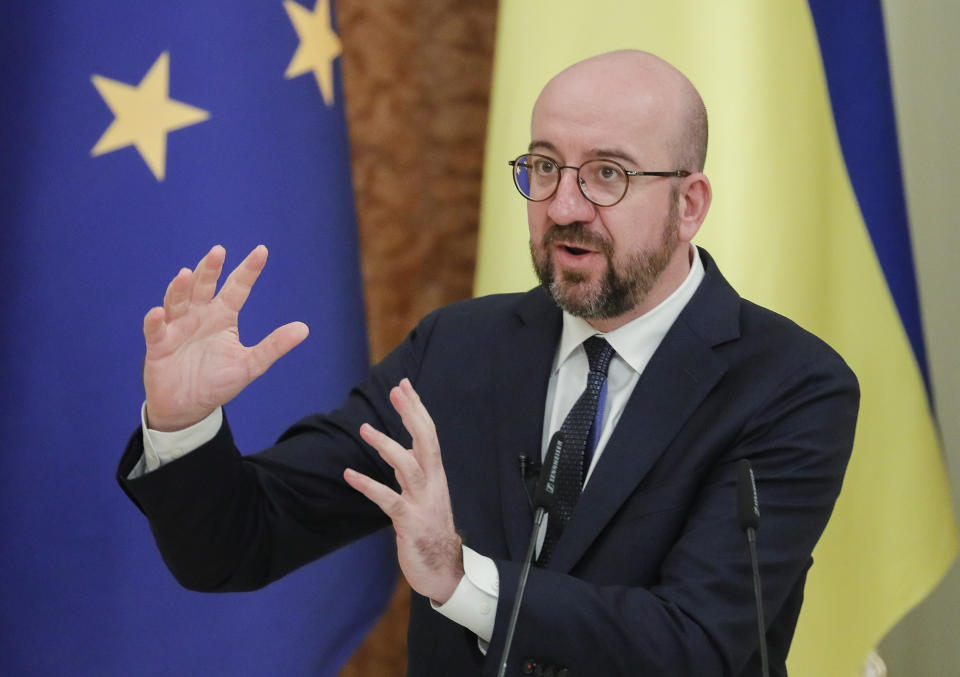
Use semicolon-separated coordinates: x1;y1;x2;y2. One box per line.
431;545;499;646
128;404;223;479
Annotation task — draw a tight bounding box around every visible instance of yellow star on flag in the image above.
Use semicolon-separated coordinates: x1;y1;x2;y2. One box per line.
91;52;210;181
283;0;342;106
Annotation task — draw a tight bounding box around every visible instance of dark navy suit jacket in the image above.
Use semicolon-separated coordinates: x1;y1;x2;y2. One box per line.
118;250;859;676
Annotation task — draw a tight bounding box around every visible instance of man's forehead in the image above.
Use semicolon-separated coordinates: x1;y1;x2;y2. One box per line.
529;94;672;166
532;77;673;139
532;51;690;131
528;53;696;167
542;50;682;95
527;139;640;167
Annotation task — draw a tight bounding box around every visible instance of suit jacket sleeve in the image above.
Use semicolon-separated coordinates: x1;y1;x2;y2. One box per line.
116;306;440;592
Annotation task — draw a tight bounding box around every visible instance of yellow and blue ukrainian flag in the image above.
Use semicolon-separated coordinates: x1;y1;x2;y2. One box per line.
476;2;957;674
0;1;395;674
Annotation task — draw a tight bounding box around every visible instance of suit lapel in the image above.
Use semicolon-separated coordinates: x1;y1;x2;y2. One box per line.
493;289;563;561
546;250;742;572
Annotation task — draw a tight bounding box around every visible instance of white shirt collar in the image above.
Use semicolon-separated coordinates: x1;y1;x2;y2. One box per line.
555;244;706;374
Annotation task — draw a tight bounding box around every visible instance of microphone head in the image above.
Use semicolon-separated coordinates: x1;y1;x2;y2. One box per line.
737;459;760;531
533;432;565;513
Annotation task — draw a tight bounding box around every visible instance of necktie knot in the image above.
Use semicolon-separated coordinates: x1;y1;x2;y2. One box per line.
583;336;614;377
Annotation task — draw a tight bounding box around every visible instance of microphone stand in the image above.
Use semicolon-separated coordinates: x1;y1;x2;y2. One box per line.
496;508;548;677
496;433;564;677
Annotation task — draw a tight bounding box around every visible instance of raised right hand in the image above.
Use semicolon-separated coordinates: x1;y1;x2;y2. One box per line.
142;245;309;432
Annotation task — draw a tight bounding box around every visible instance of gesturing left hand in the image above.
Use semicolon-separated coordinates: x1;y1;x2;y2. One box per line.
344;378;464;605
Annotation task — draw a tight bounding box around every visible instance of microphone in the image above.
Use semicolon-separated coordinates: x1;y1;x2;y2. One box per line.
497;432;564;677
737;458;760;531
737;459;769;677
533;432;563;519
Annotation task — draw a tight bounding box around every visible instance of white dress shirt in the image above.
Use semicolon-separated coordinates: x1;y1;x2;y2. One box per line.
135;246;705;648
433;245;704;645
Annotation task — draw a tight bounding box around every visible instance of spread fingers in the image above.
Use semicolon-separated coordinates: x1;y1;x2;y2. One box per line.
162;267;194;321
390;379;443;475
359;423;426;493
190;245;226;304
216;245;268;314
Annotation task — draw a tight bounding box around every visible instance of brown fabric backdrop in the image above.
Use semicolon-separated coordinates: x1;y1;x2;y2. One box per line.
336;1;499;674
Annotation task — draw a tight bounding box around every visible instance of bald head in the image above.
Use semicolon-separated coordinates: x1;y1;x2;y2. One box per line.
533;50;708;172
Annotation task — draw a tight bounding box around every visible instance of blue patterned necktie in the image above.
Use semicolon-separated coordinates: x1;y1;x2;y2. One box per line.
538;336;615;566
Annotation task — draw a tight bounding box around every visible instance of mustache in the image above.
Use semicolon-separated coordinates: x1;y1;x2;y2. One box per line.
541;223;612;254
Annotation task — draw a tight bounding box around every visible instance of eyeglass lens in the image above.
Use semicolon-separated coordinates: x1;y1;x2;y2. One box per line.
512;154;628;206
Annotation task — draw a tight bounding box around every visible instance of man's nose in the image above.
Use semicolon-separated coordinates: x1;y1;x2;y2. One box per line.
546;170;596;226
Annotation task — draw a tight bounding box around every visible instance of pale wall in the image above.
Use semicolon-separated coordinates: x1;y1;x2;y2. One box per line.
880;0;960;674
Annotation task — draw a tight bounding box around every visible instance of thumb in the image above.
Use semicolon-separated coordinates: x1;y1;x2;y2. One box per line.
247;321;310;380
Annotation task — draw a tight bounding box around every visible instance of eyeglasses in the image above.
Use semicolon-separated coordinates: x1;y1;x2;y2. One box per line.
508;153;690;207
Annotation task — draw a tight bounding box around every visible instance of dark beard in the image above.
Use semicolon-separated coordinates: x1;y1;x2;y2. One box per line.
531;201;679;320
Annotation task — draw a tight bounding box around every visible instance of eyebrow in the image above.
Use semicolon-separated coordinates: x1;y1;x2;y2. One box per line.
527;140;641;168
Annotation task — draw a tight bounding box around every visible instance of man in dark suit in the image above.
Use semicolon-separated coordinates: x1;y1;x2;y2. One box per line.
119;51;858;676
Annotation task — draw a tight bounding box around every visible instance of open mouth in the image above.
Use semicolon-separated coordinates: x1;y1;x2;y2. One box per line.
562;245;592;256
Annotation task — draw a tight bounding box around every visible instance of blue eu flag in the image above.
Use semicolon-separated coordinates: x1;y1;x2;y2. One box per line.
0;1;397;674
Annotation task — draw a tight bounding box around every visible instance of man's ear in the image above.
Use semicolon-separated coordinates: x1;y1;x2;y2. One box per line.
676;172;712;242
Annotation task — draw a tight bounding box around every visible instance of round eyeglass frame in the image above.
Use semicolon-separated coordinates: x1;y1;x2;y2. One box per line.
508;153;690;207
